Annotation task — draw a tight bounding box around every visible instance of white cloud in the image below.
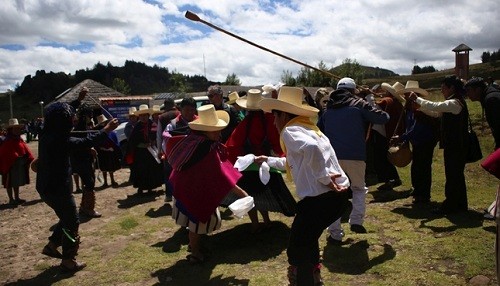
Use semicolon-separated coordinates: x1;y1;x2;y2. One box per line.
1;0;500;92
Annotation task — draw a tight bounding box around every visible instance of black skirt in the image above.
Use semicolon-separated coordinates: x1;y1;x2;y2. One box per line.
221;171;296;216
97;149;121;172
131;148;163;190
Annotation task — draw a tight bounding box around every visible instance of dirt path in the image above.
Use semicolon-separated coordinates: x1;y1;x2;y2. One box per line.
0;139;163;284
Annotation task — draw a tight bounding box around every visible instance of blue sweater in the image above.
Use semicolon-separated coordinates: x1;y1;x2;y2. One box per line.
318;89;389;161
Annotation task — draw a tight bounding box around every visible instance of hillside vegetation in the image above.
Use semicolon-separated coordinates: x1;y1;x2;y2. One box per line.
1;60;500;124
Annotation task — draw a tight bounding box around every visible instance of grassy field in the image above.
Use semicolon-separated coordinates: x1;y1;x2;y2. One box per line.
2;91;496;286
1;67;499;285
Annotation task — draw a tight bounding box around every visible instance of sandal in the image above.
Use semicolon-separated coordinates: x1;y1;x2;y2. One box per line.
42;244;62;259
186;254;204;264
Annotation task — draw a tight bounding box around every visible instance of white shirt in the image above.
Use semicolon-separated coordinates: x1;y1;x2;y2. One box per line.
415;96;462;118
266;124;350;200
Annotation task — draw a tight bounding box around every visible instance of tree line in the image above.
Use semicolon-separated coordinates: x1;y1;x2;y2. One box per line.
482;49;500;63
14;60;213;104
13;58;398;105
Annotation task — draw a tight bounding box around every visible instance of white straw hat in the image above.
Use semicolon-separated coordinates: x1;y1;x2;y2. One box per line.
226;92;240;105
402;80;429;97
134;104;151;116
188;104;230;131
259;86;319;117
236;89;264;110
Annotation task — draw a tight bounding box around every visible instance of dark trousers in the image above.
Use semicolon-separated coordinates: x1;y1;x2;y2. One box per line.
38;190;79;246
287;190;348;285
73;160;96;192
442;147;468;211
372;131;400;182
411;140;437;200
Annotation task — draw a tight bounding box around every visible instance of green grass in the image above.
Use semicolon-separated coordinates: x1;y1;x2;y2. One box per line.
5;70;500;285
36;96;496;285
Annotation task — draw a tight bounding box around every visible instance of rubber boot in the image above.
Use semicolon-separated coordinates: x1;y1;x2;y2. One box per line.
80;191;102;218
60;228;86;272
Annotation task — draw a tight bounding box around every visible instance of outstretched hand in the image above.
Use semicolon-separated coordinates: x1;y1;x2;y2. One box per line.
104;118;119;132
328;173;349;192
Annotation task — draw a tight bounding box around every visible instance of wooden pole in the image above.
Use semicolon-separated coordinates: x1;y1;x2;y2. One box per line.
185;11;341;81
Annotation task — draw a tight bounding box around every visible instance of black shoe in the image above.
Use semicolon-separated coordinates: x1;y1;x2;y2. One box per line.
377;179;402;191
326;236;342;246
350;224;367;233
412;197;430;204
432;207;466;216
74;188;83;194
15;199;26;205
392;179;402;188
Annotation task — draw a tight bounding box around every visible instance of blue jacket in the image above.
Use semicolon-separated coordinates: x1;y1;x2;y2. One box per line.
318;89;389;160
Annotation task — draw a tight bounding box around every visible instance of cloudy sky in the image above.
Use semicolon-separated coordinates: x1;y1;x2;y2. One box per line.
1;0;499;92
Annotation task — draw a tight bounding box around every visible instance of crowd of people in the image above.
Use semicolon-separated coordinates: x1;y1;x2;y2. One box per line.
2;75;500;285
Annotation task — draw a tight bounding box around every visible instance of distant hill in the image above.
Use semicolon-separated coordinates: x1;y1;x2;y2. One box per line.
362;60;500;89
2;60;500;123
332;64;399;79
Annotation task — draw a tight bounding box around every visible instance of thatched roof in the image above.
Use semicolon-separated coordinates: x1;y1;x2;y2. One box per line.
53;79;126;108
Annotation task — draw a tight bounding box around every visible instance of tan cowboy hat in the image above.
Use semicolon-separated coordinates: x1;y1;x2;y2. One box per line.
188;104;229;132
226;92;240;105
402;80;429;97
95;114;110;126
236;89;263;110
7;118;23;128
150;105;163;115
381;82;406;103
126;107;138;117
259;86;319;117
134;104;150;116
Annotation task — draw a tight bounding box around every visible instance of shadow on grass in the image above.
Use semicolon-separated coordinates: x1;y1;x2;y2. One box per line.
116;190;163;209
151;221;290;285
153;226;190;253
145;203;172;218
369;188;413;203
484;225;496;234
392;206;485;232
5;265;81;285
323;240;396;275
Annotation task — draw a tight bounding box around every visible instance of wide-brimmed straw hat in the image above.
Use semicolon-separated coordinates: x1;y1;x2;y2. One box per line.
95;114;110;126
7;118;23;128
126;107;138;118
402;80;429;97
188;104;229;132
236;89;263;110
226;92;240;105
150;105;163;115
134;104;151;116
381;82;406;103
259;86;319;117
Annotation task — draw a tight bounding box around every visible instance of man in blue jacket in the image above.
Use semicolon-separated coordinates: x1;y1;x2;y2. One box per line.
318;77;389;244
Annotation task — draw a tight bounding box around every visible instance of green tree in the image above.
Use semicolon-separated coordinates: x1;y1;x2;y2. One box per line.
223;73;241;86
171;71;187;92
111;78;131;95
281;70;296;86
336;58;363;83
